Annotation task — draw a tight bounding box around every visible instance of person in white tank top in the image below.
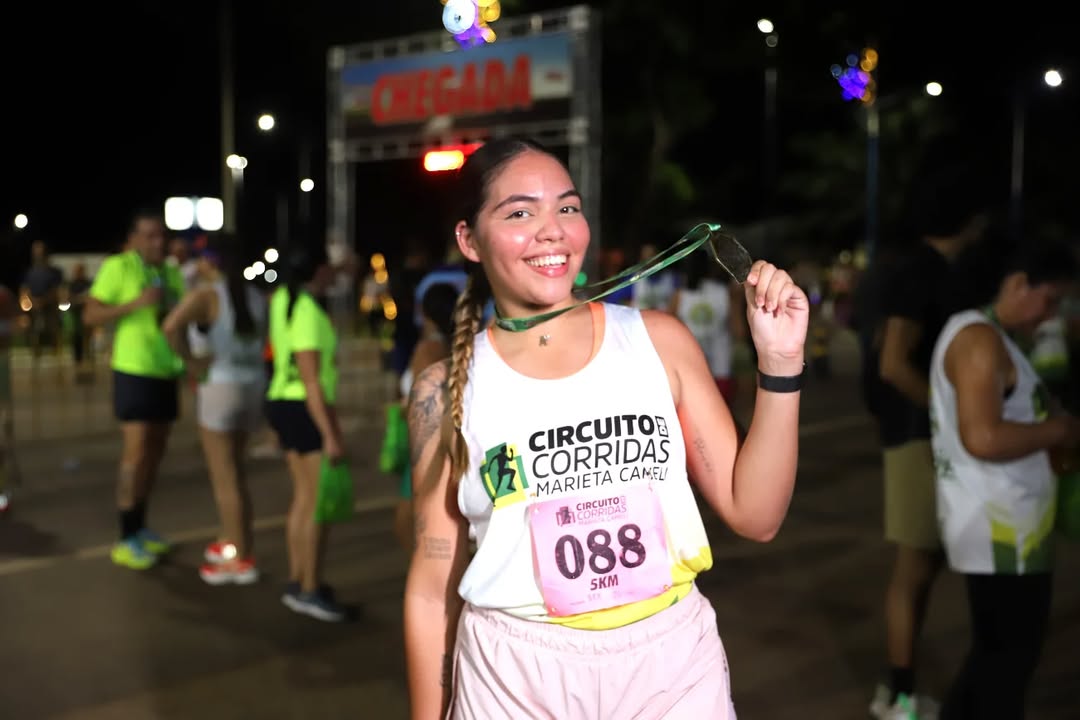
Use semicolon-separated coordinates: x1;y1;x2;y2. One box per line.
671;247;746;407
163;233;267;586
928;241;1079;719
403;137;810;720
630;242;679;311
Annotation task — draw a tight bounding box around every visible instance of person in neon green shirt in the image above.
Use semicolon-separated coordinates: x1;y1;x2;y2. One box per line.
84;210;185;571
264;245;348;622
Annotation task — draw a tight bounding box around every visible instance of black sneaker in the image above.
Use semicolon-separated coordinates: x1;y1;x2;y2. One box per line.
288;589;347;623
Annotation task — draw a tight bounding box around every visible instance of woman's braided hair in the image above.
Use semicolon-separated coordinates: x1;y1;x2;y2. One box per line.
445;136;554;481
447;266;490;482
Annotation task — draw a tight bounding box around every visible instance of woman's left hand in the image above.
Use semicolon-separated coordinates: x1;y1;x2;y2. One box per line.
743;260;809;376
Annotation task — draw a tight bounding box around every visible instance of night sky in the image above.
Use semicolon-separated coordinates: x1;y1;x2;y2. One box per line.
2;1;1077;277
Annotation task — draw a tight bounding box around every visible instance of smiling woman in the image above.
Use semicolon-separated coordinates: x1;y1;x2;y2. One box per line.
402;136;810;720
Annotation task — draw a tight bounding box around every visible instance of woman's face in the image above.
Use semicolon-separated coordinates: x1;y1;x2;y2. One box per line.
457;150;590;313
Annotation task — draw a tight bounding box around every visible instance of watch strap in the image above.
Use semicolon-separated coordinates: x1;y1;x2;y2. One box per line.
757;363;805;393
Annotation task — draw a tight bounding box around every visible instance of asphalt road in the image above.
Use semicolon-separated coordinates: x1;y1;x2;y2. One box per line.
1;336;1077;719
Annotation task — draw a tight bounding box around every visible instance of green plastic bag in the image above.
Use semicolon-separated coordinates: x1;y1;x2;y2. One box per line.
1056;471;1080;541
315;458;354;524
379;404;410;475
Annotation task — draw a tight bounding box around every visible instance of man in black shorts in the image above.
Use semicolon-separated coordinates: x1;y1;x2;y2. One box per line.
84;210;185;570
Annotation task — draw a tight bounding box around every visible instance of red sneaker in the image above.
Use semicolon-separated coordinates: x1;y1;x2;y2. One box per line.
199;557;258;586
204;541;239;564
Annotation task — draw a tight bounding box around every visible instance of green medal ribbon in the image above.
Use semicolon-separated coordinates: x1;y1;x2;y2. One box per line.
494;222;754;332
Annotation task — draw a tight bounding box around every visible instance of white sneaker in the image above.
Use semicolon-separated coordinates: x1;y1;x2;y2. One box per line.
869;683;892;718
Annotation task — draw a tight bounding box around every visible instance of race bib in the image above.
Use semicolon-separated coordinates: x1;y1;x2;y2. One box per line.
529;485;672;617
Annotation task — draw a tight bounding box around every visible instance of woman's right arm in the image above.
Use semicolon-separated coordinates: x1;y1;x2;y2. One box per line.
161;286;215;374
404;359;470;720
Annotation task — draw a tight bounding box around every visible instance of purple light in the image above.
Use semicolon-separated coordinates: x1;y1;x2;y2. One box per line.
450;1;491;49
454;24;486;48
836;67;869;102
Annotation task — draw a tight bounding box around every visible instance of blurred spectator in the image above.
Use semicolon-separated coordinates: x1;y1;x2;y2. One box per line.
669;247;744;406
67;262;94;371
20;240;64;358
167;235;200;290
388;238;432;377
868;163;990;718
629;241;679;311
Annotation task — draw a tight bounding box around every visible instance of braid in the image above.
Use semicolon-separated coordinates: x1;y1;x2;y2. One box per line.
448;270;488;482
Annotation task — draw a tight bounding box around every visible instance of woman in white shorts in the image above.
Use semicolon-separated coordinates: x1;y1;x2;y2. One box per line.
405;137;809;719
164;233;267;585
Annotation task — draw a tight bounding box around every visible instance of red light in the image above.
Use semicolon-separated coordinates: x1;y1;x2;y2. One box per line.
422;142;483;172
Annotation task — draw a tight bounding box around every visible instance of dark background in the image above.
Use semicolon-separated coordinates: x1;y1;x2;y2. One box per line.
1;0;1077;283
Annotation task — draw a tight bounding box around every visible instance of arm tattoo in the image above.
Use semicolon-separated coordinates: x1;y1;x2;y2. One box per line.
693;434;714;474
407;360;449;468
422;536;453;561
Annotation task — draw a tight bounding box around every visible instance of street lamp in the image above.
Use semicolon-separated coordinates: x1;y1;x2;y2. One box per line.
13;213;28;230
257;113;275;131
1011;68;1064;241
300;178;315;193
832;54;948;263
165;197;196;231
226;154;248;185
225;154;248;170
225;155;248;220
164;197;224;232
196;198;224;232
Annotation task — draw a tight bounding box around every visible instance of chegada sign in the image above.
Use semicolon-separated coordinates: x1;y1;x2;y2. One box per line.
325;6;600;275
340;32;572;139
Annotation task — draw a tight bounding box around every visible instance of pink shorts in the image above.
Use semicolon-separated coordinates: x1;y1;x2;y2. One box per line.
449;585;735;719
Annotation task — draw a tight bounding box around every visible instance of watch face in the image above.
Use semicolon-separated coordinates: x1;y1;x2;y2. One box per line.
443;0;477;35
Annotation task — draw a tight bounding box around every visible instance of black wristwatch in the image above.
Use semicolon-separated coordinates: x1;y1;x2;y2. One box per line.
757;363;806;393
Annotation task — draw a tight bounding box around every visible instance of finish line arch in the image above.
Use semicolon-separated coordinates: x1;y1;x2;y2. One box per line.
325;5;602;275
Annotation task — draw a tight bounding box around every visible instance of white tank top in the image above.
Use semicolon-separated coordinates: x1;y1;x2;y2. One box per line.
1030;314;1068;382
456;303;713;629
675;279;733;378
929;309;1057;575
630;271;676;310
194;281;266;385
